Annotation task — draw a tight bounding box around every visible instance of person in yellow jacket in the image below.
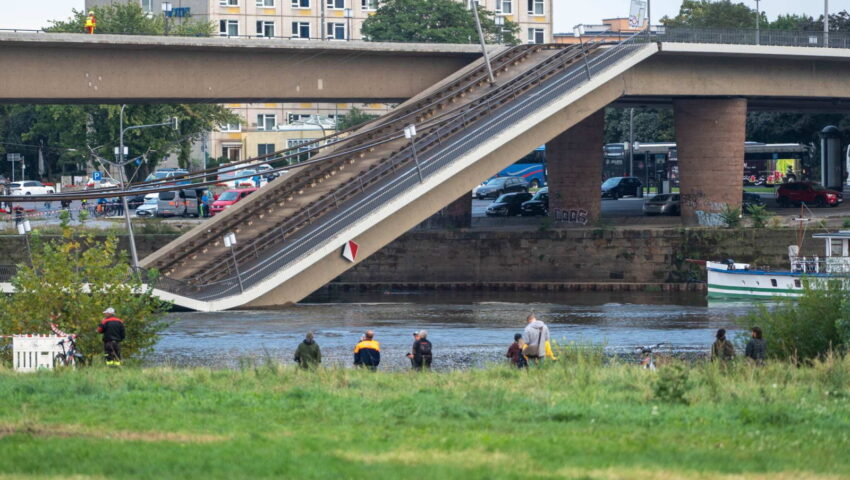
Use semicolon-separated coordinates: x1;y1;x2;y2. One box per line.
521;314;557;365
353;330;380;370
84;12;97;34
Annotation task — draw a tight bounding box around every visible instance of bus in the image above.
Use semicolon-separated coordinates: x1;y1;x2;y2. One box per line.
492;145;547;188
603;142;814;188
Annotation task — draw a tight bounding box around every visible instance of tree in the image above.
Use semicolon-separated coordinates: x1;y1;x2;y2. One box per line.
0;225;170;363
604;108;675;144
661;0;759;29
336;107;379;131
361;0;519;44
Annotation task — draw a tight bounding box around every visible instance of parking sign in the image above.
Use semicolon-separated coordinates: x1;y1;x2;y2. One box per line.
92;171;103;181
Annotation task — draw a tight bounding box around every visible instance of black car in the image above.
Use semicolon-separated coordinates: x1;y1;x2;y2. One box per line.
485;192;533;217
601;177;642;199
520;187;548;216
742;192;766;211
127;194;147;211
474;176;529;199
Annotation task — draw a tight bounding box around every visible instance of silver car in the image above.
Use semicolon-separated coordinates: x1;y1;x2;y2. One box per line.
643;194;680;216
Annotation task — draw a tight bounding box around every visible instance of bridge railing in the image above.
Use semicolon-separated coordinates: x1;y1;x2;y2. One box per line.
655;26;850;49
149;34;650;302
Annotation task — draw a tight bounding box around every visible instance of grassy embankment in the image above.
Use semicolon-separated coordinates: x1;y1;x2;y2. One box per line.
1;352;849;479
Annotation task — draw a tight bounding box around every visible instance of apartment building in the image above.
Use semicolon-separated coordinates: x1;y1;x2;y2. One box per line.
554;18;646;45
86;0;552;164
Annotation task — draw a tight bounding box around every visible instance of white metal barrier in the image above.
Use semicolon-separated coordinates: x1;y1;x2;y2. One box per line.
12;335;64;372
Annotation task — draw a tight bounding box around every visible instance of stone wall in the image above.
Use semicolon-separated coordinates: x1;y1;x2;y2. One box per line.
0;228;802;285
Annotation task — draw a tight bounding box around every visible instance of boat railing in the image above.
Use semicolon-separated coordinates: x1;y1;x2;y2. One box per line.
790;256;850;275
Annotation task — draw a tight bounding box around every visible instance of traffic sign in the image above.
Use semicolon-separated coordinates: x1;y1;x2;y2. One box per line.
92;171;103;181
6;153;22;162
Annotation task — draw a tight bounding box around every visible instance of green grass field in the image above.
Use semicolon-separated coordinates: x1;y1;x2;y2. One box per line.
1;353;849;479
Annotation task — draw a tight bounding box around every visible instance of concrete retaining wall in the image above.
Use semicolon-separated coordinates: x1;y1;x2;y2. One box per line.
0;228;800;285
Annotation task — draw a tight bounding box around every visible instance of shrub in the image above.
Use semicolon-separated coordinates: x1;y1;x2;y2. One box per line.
741;280;849;361
0;227;171;364
843;218;850;229
720;204;742;228
746;204;771;228
653;362;691;404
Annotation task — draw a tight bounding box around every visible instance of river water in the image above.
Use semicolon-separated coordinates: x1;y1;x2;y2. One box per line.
149;290;760;370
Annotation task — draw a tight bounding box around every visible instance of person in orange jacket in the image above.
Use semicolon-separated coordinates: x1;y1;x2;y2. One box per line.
97;307;125;366
84;12;97;34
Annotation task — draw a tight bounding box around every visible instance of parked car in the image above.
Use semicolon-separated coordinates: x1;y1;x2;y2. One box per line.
210;188;258;216
145;168;190;185
157;188;209;217
776;181;843;207
643;194;680;216
474;176;529;200
520;187;548;216
601;177;642;199
135;193;159;217
10;180;54;195
485;192;533;217
742;192;766;211
85;178;120;190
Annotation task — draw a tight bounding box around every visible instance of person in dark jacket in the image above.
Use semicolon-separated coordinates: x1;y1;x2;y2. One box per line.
406;331;420;367
745;326;767;364
294;331;321;369
97;307;126;366
411;330;433;371
353;330;380;370
506;333;527;368
711;328;735;362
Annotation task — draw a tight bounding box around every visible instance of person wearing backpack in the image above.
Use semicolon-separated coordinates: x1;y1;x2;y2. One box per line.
412;330;433;371
711;328;736;362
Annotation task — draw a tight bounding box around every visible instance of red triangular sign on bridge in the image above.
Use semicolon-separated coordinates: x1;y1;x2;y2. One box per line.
342;240;359;262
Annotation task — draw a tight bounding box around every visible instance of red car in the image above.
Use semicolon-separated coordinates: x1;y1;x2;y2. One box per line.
210;188;257;216
776;182;843;208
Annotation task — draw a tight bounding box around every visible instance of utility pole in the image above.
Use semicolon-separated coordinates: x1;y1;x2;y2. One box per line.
646;0;651;42
755;0;761;45
629;108;635;178
824;0;829;47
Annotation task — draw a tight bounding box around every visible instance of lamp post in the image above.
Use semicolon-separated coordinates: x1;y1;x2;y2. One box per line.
470;1;495;85
17;219;32;265
113;105;179;272
162;2;172;36
223;232;244;293
404;124;424;183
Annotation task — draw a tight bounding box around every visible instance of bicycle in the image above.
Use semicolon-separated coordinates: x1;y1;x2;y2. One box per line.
635;343;664;371
54;335;85;368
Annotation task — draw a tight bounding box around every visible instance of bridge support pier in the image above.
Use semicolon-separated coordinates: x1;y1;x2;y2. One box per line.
546;110;604;226
674;98;747;226
443;193;472;228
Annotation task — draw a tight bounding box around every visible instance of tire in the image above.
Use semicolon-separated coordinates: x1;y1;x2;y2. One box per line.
53;353;66;368
777;196;789;207
816;196;827;208
25;192;31;195
614;191;621;200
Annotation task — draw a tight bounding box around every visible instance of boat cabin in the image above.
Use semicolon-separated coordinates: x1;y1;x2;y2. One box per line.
793;231;850;274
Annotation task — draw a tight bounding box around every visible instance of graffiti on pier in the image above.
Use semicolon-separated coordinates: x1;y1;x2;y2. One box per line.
553;208;589;225
695;210;725;227
681;190;727;226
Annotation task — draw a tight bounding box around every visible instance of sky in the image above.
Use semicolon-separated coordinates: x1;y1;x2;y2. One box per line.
0;0;848;33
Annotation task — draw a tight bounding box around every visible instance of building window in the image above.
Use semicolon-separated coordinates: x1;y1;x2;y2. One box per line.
288;138;318;163
287;112;312;123
326;0;344;8
326;22;345;40
291;0;310;7
495;0;511;14
219;20;239;36
141;0;153;14
361;0;377;9
219;122;241;132
258;144;276;157
291;21;311;39
220;0;239;5
527;27;544;44
256;0;275;5
527;0;543;15
257;114;277;131
257;20;275;37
